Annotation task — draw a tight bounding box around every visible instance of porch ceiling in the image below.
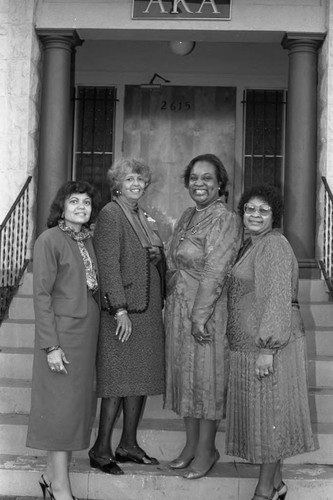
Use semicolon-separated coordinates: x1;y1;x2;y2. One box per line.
76;28;286;43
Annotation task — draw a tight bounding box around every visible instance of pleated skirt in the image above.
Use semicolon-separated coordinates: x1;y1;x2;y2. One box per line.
225;336;315;463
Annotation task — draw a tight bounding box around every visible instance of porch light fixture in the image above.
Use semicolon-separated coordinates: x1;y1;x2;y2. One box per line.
140;72;171;89
169;40;195;56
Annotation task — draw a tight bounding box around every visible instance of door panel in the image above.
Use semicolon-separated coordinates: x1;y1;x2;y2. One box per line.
123;85;236;242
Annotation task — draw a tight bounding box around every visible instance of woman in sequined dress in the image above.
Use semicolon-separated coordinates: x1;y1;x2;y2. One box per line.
225;184;315;500
164;153;242;479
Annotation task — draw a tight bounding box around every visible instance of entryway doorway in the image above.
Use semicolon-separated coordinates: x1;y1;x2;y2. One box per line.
123;85;237;242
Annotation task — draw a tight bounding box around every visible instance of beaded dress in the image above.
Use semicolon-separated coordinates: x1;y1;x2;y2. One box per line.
164;200;242;419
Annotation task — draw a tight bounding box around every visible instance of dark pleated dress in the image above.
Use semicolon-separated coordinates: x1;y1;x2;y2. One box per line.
225;230;315;463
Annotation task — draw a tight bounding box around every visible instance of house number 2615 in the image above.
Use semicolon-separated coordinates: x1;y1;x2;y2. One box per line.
160;100;191;111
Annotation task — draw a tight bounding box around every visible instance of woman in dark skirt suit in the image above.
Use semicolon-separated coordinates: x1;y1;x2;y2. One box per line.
89;158;165;474
26;181;100;500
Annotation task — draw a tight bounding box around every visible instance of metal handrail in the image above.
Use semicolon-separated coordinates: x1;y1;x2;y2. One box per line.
0;176;32;324
319;176;333;300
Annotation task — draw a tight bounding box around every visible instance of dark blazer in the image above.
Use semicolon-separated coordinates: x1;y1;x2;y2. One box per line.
94;201;151;314
33;226;98;349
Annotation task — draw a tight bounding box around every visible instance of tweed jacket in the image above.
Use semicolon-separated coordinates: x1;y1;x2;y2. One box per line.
94;201;151;314
33;226;99;349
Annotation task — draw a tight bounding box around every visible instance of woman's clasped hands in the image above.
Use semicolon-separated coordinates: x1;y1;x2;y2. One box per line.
255;353;274;380
191;322;213;345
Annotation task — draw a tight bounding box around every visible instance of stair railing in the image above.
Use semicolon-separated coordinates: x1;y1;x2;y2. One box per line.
319;176;333;300
0;176;32;324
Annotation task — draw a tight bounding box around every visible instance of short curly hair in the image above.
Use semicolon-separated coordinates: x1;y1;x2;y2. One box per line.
238;184;283;228
47;181;100;228
183;153;229;196
107;158;151;197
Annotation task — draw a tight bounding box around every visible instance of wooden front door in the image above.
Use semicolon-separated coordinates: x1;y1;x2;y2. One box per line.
123;85;236;242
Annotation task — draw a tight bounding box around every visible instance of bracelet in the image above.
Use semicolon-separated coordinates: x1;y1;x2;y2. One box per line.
45;345;60;354
114;310;128;321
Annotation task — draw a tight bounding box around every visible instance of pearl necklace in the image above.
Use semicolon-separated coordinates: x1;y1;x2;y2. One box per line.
195;198;219;212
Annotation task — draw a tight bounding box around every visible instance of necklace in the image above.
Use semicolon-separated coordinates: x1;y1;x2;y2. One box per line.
179;201;219;242
195;198;219;212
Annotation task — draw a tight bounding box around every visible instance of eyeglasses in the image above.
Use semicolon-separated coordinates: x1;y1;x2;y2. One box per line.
244;203;272;216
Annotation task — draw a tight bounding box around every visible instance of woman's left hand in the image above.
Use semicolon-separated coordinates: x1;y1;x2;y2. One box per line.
115;313;132;342
148;246;161;265
191;323;212;345
47;348;69;374
255;353;274;380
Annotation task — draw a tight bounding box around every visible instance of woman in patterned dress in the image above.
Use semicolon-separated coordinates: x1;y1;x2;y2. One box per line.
225;184;315;500
89;158;165;474
164;153;242;479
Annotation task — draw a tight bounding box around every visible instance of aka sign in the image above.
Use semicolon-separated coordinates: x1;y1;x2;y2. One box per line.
132;0;231;20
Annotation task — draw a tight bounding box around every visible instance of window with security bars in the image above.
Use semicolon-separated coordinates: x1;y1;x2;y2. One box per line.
73;86;117;206
243;89;286;190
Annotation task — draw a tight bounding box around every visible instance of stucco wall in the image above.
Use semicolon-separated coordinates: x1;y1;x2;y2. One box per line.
0;0;41;257
317;0;333;259
36;0;325;39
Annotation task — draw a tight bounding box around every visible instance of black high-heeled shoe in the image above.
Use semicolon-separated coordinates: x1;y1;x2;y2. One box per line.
276;481;288;500
39;475;55;500
39;474;78;500
115;445;159;465
89;448;124;475
252;490;278;500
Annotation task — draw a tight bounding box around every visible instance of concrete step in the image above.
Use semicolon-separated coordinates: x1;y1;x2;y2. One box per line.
1;348;332;387
8;296;34;321
0;349;33;379
298;278;331;302
16;271;33;295
307;356;333;386
0;320;35;348
14;274;330;304
306;328;333;356
1;322;333;358
0;412;332;465
300;302;333;329
0;455;332;500
0;377;332;424
7;278;333;322
0;382;175;419
1;375;333;424
0;379;31;413
14;276;330;302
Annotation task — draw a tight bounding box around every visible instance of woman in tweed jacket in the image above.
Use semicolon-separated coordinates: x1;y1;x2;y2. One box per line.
89;158;165;475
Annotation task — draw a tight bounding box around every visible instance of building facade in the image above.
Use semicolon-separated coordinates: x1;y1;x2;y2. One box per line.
1;0;332;277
